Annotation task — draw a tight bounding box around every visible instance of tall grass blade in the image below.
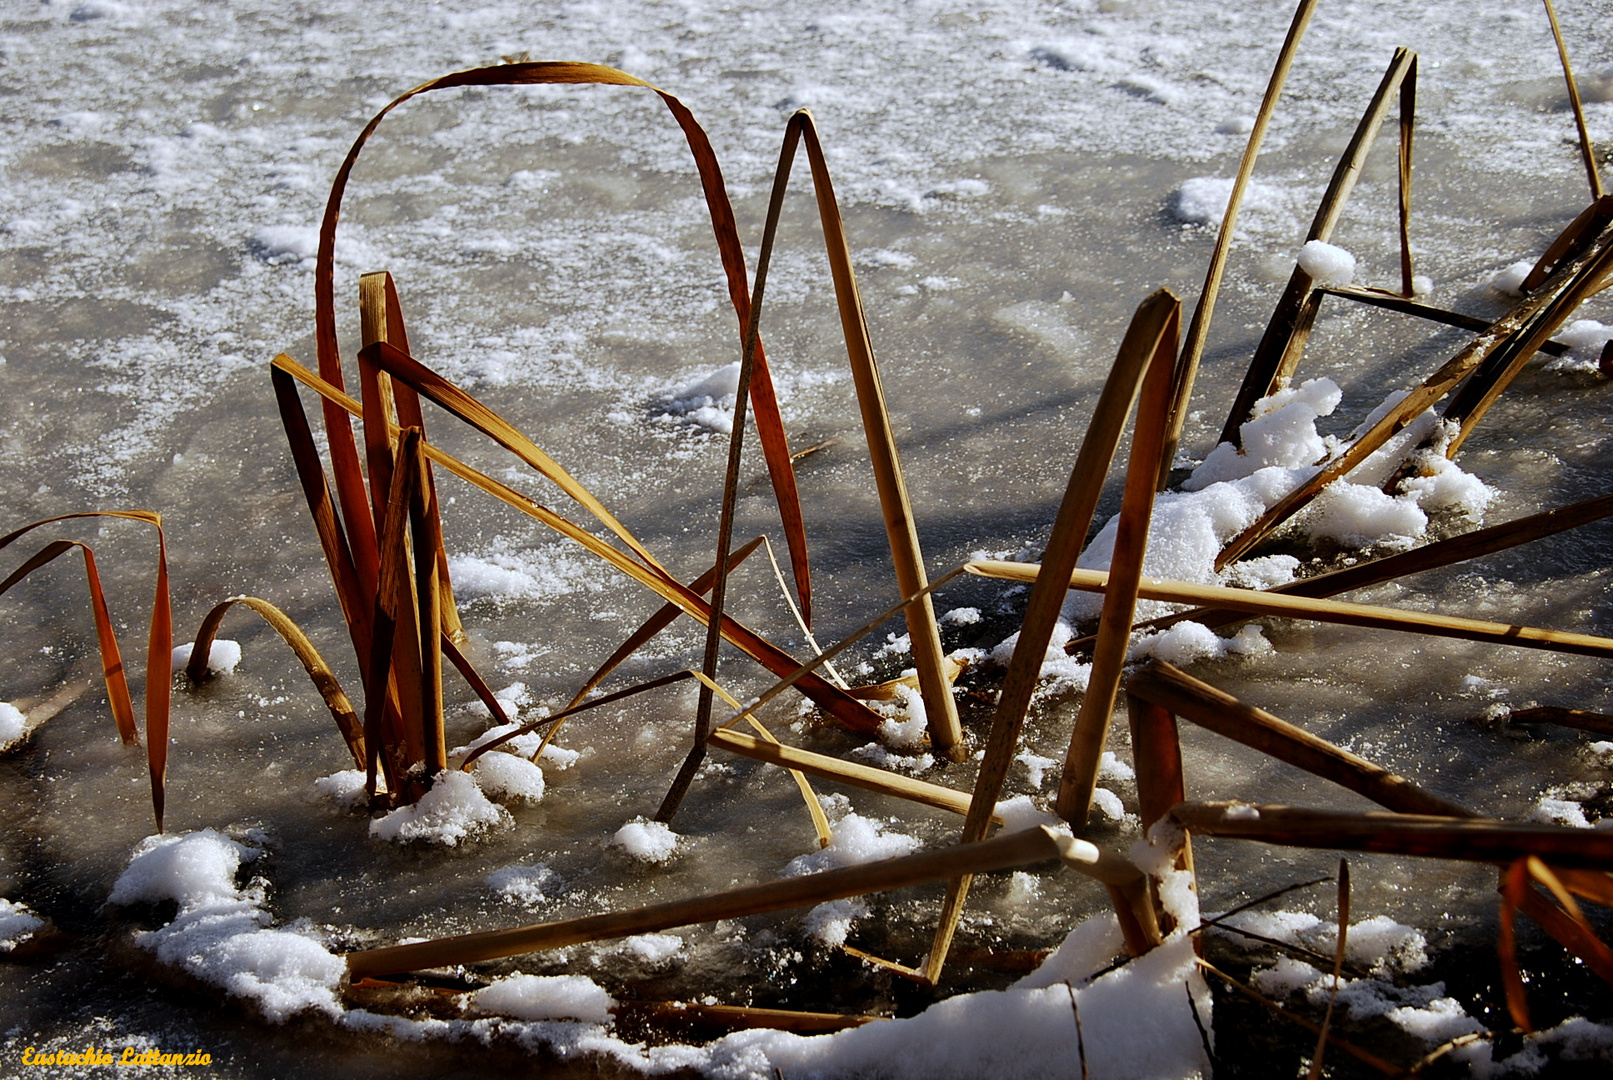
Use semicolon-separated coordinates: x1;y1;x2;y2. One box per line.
706;728;995;820
359;272;465;646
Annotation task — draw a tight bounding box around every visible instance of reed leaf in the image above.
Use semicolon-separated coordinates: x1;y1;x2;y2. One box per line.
1499;858;1534;1032
1127;661;1471;818
1;511;170;830
273;355;886;736
185;596;364;771
312;62;811;648
0;539;136;746
686;670;832;849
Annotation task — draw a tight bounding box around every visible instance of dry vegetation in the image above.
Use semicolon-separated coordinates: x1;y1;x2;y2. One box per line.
4;0;1612;1073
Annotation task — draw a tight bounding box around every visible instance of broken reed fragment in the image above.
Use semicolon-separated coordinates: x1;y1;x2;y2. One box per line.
344;824;1121;979
1057;292;1180;824
1167;0;1319;474
1215;191;1613;570
1168;803;1613;869
1067;490;1613;651
969;560;1613;660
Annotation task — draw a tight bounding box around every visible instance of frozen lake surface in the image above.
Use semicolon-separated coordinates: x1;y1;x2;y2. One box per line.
1;0;1611;1075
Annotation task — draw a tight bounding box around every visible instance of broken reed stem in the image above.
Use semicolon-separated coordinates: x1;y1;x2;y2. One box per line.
1518;195;1612;295
1306;860;1350;1080
1507;706;1613;738
1069;490;1613;649
706;728;1000;821
1168;802;1613;868
970;559;1613;661
1442;225;1613;456
926;289;1178;984
1397;56;1418;297
1542;0;1604;200
790;110;963;759
1315;286;1572;355
1219;47;1417;447
345;824;1106;978
1057;294;1179;822
1167;0;1319;473
1127;661;1472;817
185;595;365;771
1213;213;1613;569
654;119;780;825
1128;664;1613;976
406;430;446;774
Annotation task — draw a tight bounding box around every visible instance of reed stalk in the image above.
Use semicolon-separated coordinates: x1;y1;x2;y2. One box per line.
926;289;1178;983
346;824;1108;978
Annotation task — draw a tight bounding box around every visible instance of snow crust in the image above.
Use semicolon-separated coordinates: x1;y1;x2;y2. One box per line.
1296;239;1356;286
473;973;617;1024
170;638;242;675
108;831;345;1023
0;702;25;751
0;898;45;952
611;818;680;864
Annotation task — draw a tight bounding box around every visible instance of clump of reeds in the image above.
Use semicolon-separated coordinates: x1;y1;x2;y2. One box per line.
5;0;1611;1065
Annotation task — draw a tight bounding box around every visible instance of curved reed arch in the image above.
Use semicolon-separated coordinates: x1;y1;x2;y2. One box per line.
183;596;366;774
